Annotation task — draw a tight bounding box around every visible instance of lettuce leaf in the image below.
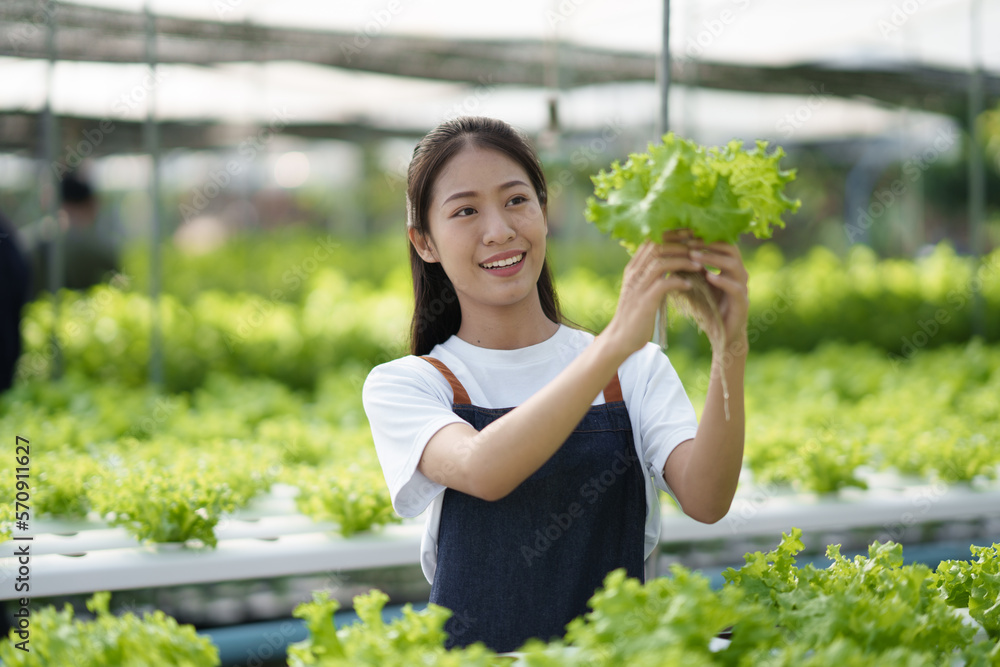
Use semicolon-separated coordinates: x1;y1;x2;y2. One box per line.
933;543;1000;640
585;133;800;249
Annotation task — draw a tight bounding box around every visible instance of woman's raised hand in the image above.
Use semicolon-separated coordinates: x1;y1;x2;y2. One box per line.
600;229;751;359
600;230;700;358
682;236;750;349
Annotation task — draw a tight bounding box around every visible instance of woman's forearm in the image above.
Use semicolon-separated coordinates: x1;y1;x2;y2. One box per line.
421;333;631;501
671;339;747;522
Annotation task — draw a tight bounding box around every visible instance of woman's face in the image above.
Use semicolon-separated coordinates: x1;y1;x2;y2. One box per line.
411;144;548;320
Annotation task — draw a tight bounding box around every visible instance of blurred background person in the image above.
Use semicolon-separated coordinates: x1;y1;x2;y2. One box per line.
21;170;120;298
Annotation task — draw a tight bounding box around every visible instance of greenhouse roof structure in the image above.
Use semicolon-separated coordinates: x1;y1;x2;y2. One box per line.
1;0;998;155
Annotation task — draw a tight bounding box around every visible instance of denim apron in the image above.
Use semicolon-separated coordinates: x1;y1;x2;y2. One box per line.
421;356;646;653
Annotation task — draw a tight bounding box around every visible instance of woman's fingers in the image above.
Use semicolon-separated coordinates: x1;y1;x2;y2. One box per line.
620;247;695;324
705;269;748;299
692;252;746;282
645;261;701;291
628;239;750;307
663;274;693;293
654;236;747;278
629;242;701;281
626;237;751;349
689;245;748;282
608;242;696;356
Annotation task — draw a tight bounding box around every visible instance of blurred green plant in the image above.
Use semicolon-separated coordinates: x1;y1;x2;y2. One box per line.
2;340;998;546
88;439;277;547
18;239;1000;393
288;462;400;537
0;592;219;666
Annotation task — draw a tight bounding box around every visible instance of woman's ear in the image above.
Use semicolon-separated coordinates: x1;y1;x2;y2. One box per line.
408;226;439;263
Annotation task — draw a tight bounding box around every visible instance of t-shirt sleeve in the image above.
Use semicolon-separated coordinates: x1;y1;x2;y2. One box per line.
622;343;700;495
362;356;469;518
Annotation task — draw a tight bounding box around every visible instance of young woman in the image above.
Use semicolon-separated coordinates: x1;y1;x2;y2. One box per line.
362;116;748;653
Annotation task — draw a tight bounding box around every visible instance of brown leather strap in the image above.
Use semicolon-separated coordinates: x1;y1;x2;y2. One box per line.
603;373;624;404
420;356;472;405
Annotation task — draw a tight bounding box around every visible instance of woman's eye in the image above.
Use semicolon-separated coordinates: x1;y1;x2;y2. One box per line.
507;195;527;206
454;207;476;217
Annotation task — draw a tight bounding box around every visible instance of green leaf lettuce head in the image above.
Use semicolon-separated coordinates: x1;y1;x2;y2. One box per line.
288;590;497;666
585;133;800;249
933;543;1000;640
0;592;219;666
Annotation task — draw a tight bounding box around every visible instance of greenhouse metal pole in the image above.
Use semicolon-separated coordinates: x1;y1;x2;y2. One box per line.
543;0;569;254
968;0;986;338
658;0;671;137
652;0;672;352
43;0;63;380
646;0;672;580
145;3;164;387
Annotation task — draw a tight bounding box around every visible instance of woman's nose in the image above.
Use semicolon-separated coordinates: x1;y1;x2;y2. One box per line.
482;208;516;245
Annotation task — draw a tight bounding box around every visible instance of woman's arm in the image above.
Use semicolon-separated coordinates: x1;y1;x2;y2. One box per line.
418;240;701;501
662;240;750;523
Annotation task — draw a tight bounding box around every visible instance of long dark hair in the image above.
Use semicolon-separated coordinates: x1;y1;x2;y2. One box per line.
406;116;562;356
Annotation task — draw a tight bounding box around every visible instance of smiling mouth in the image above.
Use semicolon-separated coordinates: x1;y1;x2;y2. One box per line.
479;253;525;269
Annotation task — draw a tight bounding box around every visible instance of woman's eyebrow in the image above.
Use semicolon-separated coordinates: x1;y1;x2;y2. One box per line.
441;180;530;206
442;190;476;205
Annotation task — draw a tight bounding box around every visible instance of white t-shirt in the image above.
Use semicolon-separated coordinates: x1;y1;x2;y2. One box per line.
361;324;699;583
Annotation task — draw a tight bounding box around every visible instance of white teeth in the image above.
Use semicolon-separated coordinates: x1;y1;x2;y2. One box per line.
481;253;524;269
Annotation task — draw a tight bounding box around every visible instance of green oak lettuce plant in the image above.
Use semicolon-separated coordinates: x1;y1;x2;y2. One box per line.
585;134;799;249
17;245;1000;391
287;531;999;664
35;449;103;518
0;592;218;666
287;589;499;666
723;528;991;663
515;529;999;664
88;438;277;547
586;133;800;418
934;543;1000;641
289;463;400;537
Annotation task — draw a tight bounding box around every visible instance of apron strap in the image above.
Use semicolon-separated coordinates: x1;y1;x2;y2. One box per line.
603;371;624;403
420;356;624;406
420;356;472;405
